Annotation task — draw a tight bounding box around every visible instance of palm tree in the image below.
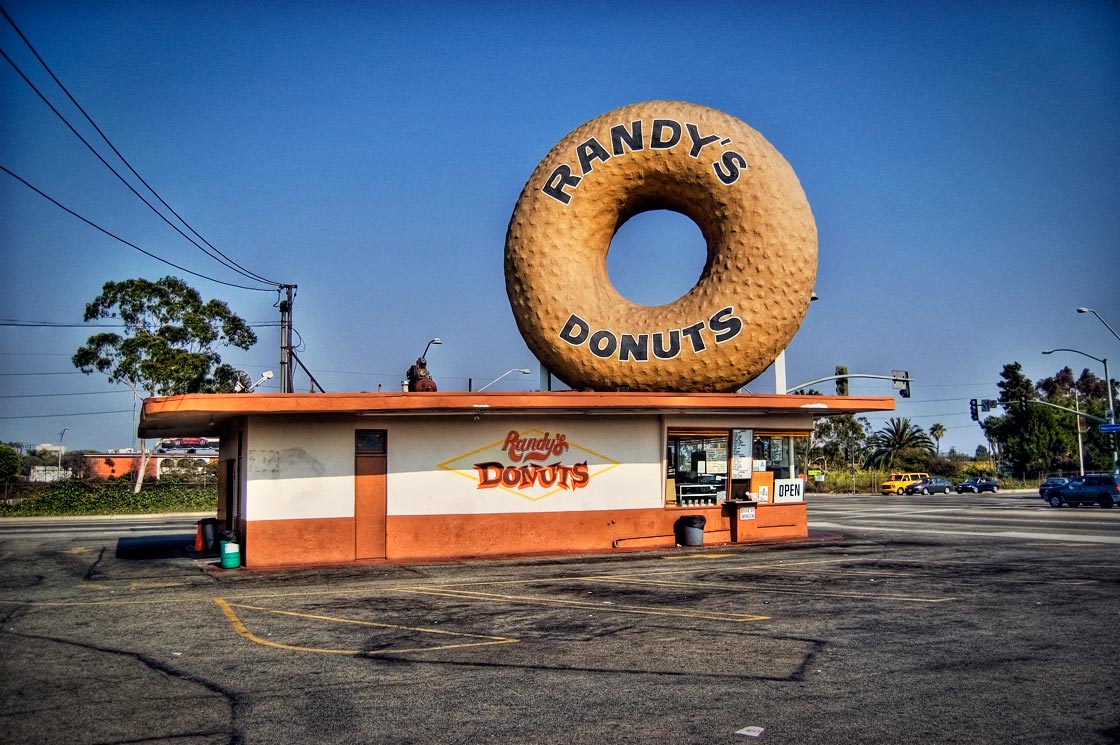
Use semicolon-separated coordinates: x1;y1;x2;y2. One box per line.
866;417;935;470
929;423;946;455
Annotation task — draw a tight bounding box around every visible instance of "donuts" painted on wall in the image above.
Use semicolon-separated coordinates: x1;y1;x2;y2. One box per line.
505;100;817;393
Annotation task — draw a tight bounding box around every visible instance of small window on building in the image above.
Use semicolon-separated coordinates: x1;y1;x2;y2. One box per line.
356;430;387;454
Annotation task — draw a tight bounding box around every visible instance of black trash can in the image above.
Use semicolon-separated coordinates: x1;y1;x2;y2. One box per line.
199;517;220;551
675;515;706;547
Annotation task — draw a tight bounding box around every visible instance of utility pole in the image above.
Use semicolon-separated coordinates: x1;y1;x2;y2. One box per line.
279;284;296;393
1074;390;1085;476
57;427;67;478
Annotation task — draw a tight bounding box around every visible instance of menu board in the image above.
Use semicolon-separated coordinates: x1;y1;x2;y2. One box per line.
730;429;753;479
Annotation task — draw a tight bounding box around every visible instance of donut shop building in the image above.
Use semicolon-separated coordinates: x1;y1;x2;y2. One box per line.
139;390;893;567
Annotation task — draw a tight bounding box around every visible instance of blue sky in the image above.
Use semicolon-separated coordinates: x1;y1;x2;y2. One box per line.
1;1;1118;455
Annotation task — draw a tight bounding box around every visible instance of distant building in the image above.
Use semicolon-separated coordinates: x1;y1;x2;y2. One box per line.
29;466;71;483
83;452;217;480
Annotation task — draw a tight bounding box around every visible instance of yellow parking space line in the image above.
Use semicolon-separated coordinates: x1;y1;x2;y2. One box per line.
393;586;768;622
662;553;733;561
214;597;519;656
129;581;189;590
586;575;956;603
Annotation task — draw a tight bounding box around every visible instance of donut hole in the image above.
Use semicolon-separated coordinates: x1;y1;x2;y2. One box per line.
606;209;708;307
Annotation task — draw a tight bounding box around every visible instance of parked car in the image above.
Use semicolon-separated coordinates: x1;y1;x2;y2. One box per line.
879;472;930;495
904;476;953;495
1046;474;1120;508
956;477;1000;494
1039;477;1070;498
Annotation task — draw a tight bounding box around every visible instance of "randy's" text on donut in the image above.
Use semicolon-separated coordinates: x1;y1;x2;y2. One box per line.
541;119;748;205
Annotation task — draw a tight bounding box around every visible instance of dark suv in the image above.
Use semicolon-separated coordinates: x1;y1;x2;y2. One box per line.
1047;474;1120;508
1039;476;1069;498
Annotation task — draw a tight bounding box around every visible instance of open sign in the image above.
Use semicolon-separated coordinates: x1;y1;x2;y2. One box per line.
773;479;805;503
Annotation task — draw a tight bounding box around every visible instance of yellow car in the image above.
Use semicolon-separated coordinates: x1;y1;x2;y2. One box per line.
879;472;930;495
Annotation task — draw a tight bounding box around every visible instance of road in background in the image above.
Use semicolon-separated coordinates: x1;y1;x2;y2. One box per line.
809;490;1120;544
2;496;1118;744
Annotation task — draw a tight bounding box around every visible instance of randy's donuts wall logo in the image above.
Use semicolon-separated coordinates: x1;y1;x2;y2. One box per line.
438;428;621;502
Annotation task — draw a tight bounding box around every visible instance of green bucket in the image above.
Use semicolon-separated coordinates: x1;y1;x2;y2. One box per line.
219;540;241;569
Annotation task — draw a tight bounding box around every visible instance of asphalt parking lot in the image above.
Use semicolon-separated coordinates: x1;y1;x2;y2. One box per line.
2;500;1119;744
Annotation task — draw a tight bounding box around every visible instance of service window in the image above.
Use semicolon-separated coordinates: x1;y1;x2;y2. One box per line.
666;431;729;506
753;433;810;481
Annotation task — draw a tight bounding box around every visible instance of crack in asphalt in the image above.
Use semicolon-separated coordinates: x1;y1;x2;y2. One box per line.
0;628;246;745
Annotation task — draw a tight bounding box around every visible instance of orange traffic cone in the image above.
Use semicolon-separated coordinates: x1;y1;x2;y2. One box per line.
193;522;204;552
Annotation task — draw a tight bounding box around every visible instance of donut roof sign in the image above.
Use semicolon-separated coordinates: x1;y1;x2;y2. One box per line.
504;100;818;393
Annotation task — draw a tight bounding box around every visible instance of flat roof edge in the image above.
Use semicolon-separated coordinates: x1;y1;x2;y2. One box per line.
138;391;896;438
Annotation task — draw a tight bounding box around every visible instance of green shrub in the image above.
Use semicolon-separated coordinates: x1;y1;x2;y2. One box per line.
0;480;217;516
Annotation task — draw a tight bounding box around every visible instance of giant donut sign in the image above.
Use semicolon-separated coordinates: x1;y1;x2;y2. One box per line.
504;101;817;393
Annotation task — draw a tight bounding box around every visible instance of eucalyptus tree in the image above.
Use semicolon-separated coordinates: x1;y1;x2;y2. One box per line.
811;413;871;472
73;277;258;491
982;362;1068;477
1033;365;1113;472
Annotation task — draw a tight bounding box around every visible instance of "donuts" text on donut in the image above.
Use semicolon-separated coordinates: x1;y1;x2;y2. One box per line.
558;306;743;362
541;118;748;205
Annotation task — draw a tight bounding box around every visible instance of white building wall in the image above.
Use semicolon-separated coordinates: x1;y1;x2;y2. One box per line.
241;415;665;521
388;416;663;516
244;418;355;521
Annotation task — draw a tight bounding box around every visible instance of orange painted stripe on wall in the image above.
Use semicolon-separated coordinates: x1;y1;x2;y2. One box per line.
245;517;356;566
242;504;807;567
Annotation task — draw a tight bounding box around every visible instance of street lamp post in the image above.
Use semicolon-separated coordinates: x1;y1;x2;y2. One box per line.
1077;307;1120;344
1043;348;1117;472
477;368;532;392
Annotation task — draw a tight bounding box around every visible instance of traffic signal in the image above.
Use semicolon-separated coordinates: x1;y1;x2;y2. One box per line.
835;365;849;396
969;399;979;421
892;370;911;398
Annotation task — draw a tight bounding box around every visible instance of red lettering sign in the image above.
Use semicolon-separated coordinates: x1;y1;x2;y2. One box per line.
501;430;570;463
474;461;590;491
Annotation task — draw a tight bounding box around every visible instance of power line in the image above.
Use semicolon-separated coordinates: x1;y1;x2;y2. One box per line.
0;319;121;327
0;409;133;420
0;165;274;292
0;390;130;398
0;372;83;376
0;48;275;289
0;351;73;356
0;318;281;328
0;7;283;288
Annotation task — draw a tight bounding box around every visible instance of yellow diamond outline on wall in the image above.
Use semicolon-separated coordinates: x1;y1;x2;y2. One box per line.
437;428;621;502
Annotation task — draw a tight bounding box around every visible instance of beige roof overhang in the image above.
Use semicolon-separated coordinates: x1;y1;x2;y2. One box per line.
139;391;895;440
